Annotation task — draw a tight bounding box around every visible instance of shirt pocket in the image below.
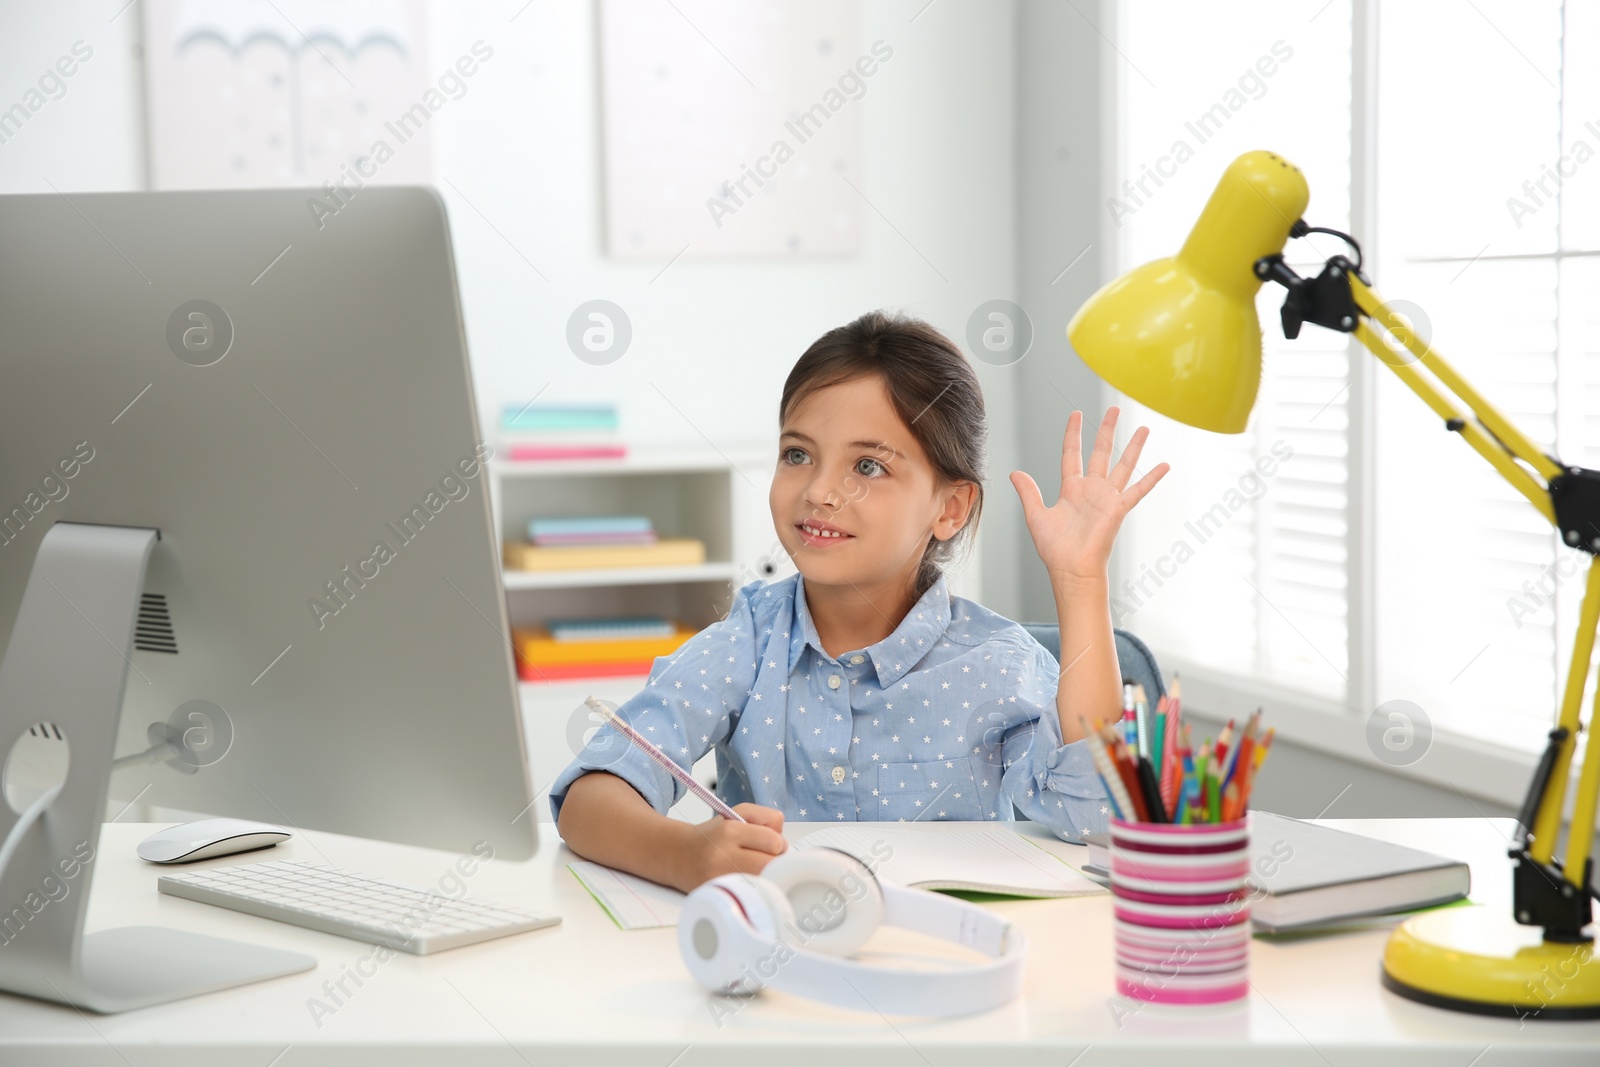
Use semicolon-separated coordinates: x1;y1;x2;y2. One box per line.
878;757;982;820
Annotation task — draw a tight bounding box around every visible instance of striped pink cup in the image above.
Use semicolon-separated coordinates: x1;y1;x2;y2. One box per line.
1109;816;1250;1005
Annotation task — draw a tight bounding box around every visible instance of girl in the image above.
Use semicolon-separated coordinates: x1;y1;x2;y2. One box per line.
551;310;1167;893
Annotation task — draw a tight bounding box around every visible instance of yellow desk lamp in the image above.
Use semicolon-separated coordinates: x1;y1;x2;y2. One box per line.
1069;150;1599;1018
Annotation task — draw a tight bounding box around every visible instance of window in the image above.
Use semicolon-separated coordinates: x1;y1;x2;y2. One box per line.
1110;0;1354;698
1373;0;1593;751
1110;0;1599;755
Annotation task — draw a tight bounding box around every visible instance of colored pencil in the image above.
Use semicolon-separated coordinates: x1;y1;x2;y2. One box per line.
1152;695;1168;782
1133;683;1152;760
1097;678;1275;826
1082;716;1137;821
1102;723;1150;822
1220;709;1257;789
1221;781;1242;823
1254;727;1275;770
1159;696;1182;813
1174;726;1196;823
1136;755;1167;823
1120;682;1138;750
1228;713;1259;792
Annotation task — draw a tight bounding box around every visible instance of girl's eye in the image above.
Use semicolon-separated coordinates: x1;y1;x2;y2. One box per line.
855;457;886;478
782;447;810;466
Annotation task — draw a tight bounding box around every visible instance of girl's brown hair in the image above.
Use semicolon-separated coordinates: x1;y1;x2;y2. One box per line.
780;309;988;595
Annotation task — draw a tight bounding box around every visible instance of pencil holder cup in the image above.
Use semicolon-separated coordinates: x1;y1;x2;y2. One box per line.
1109;817;1251;1005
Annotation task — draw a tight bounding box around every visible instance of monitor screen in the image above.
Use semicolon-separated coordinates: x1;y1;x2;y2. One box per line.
0;186;536;860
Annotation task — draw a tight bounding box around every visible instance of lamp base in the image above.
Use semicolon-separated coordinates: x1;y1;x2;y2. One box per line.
1382;905;1599;1020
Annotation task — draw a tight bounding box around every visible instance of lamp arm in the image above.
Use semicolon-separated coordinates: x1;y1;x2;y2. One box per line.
1257;246;1598;937
1342;275;1599;938
1346;316;1555;524
1347;275;1564;486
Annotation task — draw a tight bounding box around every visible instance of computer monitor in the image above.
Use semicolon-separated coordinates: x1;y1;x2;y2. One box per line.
0;186;536;863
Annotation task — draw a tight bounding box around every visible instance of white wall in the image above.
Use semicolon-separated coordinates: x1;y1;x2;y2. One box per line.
0;3;146;190
1013;0;1108;625
431;0;1022;604
0;0;1024;610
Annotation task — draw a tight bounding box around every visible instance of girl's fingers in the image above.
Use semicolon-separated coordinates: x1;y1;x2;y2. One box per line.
736;825;789;856
735;803;784;832
1010;470;1046;519
1108;425;1150;491
1060;410;1084;488
1086;407;1119;480
1121;462;1171;509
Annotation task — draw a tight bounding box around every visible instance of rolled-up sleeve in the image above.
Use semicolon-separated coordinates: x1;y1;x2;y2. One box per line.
547;584;762;823
1000;639;1110;841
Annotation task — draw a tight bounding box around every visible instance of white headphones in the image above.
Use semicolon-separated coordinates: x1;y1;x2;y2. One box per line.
678;846;1028;1016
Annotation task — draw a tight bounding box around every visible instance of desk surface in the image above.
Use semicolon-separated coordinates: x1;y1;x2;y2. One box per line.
1;816;1595;1066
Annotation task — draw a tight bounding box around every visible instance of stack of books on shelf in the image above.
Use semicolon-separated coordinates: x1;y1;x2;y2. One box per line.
501;402;625;462
511;616;696;682
503;515;706;572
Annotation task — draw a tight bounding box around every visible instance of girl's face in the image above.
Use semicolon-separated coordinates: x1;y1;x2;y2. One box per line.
770;374;973;594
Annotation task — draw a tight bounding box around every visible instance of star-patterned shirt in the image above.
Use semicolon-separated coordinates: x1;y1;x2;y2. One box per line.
547;573;1111;842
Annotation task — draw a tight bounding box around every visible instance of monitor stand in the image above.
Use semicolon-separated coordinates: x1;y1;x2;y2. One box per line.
0;522;314;1013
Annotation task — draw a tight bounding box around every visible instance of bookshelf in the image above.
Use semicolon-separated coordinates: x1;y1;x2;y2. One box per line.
489;444;779;819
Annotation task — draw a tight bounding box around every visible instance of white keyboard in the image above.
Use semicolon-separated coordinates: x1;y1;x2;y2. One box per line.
158;860;561;954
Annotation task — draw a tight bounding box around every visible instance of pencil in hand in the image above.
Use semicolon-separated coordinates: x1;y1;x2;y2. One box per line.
584;696;746;822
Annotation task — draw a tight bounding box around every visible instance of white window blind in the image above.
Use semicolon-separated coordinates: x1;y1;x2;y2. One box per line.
1110;0;1354;700
1111;0;1600;756
1373;0;1597;752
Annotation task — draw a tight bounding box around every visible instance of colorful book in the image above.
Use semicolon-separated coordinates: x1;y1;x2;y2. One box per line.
532;531;658;547
502;404;618;432
528;516;654;539
512;625;694;668
506;444;628;462
517;659;657;682
549;616;676;641
503;539;705;572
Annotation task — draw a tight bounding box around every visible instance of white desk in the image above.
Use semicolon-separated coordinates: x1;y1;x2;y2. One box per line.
1;817;1595;1066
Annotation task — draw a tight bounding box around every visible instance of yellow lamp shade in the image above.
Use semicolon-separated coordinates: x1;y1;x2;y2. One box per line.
1067;150;1311;434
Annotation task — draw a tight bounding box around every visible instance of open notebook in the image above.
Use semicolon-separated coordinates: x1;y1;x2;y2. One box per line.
569;826;1105;931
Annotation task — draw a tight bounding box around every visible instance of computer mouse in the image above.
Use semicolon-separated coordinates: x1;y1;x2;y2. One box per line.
137;818;292;864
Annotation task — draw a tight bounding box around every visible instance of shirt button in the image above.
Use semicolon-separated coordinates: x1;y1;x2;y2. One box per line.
827;674;841;689
849;655;864;665
832;766;846;784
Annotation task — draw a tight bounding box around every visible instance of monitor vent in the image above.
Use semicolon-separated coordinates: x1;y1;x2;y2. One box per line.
134;593;178;654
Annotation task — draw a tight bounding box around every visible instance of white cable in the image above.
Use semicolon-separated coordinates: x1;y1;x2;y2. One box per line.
0;782;65;880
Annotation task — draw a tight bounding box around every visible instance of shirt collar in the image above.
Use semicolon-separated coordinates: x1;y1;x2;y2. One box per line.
789;574;952;686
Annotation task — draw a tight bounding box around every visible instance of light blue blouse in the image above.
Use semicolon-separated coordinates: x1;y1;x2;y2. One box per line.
547;573;1112;841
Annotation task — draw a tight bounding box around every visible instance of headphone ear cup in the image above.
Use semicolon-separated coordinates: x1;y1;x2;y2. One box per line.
678;874;796;996
759;848;884;957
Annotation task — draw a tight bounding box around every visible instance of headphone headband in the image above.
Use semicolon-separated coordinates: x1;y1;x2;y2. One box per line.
679;852;1027;1017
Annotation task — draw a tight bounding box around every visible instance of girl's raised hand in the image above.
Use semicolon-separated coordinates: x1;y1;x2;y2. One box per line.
1009;407;1169;586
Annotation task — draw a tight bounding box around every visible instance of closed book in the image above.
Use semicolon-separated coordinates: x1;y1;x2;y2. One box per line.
549;616;675;641
533;532;658;547
503;539;705;572
502;404;618;431
528;515;654;538
1088;812;1471;932
517;659;657;682
512;625;695;666
506;444;628;462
